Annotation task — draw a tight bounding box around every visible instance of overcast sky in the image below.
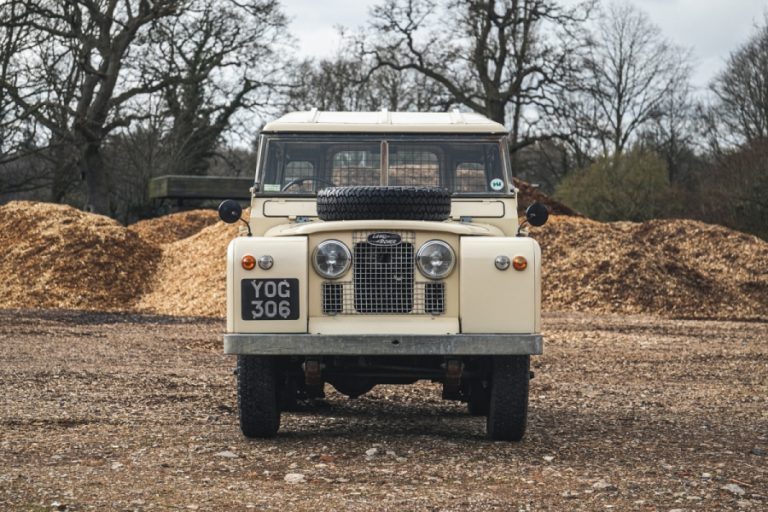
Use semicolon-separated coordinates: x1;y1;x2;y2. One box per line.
281;0;767;91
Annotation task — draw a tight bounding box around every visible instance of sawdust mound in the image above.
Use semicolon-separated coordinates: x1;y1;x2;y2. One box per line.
0;201;161;311
128;210;219;246
536;216;768;320
3;201;766;321
136;220;241;317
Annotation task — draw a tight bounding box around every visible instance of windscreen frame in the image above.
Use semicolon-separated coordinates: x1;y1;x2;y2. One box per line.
254;132;514;197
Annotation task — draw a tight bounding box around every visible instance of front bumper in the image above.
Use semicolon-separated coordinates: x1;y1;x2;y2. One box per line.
224;333;543;356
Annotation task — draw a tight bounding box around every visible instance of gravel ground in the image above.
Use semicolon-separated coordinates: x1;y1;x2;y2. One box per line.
1;310;765;511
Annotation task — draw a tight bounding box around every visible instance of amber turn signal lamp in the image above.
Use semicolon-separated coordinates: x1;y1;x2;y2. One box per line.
512;256;528;271
241;254;256;270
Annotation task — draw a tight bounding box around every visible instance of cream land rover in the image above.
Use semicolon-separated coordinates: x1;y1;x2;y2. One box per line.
217;110;549;441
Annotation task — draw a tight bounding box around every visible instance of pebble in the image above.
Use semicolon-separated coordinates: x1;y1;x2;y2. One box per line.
284;473;306;484
592;480;617;491
365;448;379;457
750;447;766;456
562;490;579;499
543;455;554;462
214;451;238;459
722;483;746;496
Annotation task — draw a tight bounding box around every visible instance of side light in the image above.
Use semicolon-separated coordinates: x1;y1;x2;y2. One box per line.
241;254;256;270
258;255;274;270
512;255;528;271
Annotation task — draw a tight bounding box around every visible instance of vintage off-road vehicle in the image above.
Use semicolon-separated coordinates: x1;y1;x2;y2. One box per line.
218;110;548;441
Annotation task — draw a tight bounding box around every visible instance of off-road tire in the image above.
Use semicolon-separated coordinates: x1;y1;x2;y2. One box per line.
487;355;530;441
467;381;491;416
237;355;280;438
316;186;451;221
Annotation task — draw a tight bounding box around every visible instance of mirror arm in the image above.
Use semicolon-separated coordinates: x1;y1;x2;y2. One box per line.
239;217;252;237
516;218;530;237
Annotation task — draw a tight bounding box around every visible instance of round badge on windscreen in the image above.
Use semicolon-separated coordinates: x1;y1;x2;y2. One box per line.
490;178;504;191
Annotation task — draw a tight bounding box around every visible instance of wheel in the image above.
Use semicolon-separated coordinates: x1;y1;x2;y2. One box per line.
467;380;491;416
486;356;530;441
316;186;451;221
237;355;280;438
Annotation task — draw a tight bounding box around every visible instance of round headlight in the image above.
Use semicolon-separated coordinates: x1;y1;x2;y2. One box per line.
313;240;351;279
416;240;455;279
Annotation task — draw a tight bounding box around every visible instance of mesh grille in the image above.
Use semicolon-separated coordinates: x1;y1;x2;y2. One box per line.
424;282;446;315
354;240;414;313
322;282;445;315
320;231;445;315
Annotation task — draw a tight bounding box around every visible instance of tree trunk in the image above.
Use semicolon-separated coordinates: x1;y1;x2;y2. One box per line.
487;99;506;125
80;143;110;215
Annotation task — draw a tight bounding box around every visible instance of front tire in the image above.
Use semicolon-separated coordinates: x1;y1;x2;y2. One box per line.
237;355;280;438
487;356;530;441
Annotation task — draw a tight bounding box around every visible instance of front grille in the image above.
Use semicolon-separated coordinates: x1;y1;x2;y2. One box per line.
354;237;414;313
322;283;344;314
320;231;446;315
424;282;445;314
322;282;444;315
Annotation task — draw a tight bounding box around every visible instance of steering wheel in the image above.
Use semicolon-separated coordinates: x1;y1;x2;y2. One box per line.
281;177;336;192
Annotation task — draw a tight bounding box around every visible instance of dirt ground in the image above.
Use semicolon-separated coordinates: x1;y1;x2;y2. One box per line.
1;310;765;511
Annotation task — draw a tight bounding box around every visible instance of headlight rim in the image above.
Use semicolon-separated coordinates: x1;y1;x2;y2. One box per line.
416;239;456;280
312;239;352;279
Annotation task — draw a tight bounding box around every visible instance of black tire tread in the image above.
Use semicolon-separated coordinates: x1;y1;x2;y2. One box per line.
316;186;451;221
237;355;280;438
486;355;530;441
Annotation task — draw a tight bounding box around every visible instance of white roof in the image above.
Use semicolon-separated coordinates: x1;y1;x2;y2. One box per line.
262;110;507;134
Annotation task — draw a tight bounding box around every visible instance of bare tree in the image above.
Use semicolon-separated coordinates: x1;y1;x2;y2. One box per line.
141;0;289;176
363;0;595;150
286;57;373;112
709;17;768;146
638;81;697;183
0;0;180;214
577;2;692;157
285;55;452;113
285;30;452;113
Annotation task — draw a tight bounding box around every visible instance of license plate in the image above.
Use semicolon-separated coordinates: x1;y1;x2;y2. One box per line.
241;279;299;320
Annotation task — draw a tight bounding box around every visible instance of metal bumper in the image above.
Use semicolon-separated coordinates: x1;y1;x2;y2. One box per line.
223;333;543;356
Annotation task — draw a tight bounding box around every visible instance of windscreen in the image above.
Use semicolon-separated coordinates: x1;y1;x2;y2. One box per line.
257;134;510;195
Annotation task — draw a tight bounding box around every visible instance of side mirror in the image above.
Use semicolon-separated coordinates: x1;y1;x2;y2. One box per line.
218;199;243;224
525;202;549;227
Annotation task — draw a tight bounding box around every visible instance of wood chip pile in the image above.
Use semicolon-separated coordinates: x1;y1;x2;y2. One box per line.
536;216;768;320
2;201;766;320
0;201;160;311
136;219;240;318
128;210;219;246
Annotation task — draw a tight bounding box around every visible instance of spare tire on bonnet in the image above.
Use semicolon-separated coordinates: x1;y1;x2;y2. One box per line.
316;186;451;221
